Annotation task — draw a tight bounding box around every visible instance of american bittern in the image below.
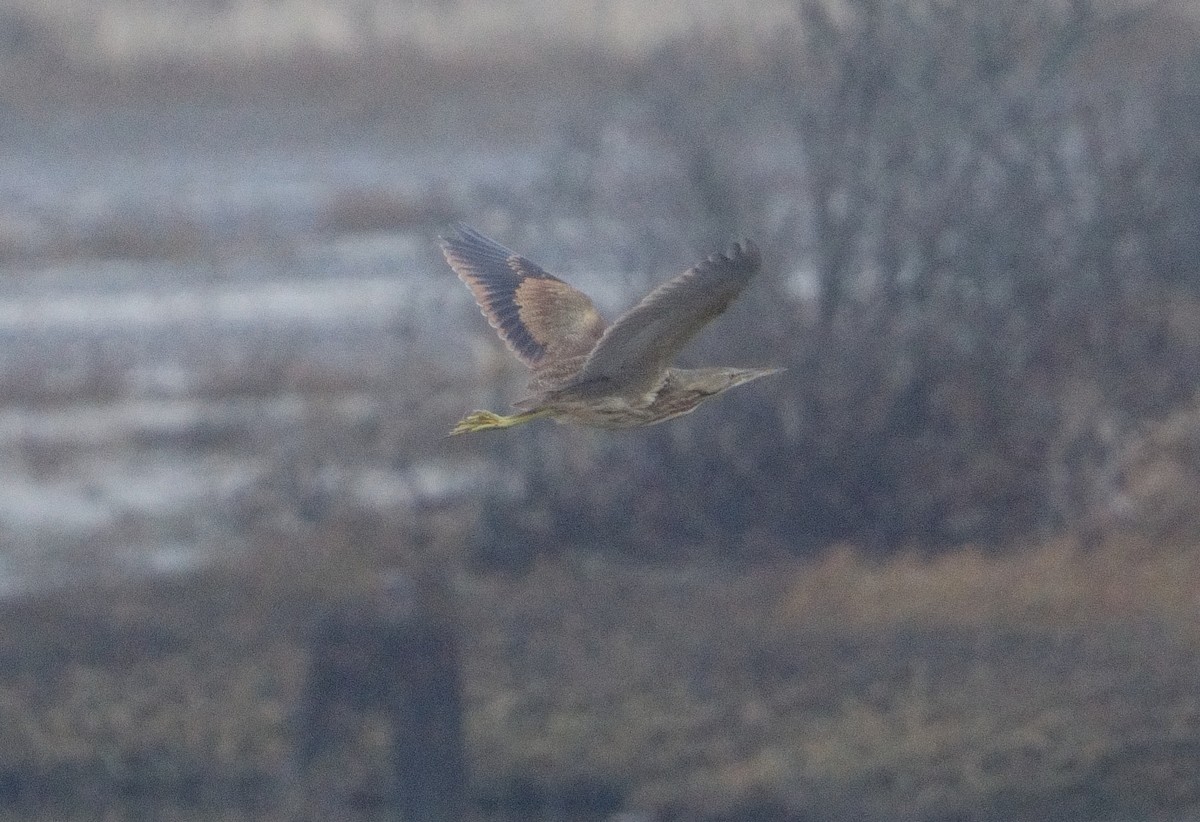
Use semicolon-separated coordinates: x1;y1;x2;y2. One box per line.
442;224;781;435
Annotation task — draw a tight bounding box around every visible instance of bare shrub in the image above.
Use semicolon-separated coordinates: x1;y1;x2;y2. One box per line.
467;0;1200;563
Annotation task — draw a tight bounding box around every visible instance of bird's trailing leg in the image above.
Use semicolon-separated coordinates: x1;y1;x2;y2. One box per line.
449;409;550;435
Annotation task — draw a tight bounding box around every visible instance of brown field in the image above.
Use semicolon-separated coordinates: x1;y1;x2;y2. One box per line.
1;521;1198;821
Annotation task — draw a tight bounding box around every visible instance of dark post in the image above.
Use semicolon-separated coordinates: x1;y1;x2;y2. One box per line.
297;570;467;820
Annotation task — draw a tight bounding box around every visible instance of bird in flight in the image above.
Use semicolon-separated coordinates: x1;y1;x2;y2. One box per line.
441;224;781;435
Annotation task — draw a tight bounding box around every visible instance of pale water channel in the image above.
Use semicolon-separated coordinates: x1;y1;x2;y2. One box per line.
0;105;549;593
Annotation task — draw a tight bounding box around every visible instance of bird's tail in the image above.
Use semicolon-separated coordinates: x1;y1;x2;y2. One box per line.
449;409;549;435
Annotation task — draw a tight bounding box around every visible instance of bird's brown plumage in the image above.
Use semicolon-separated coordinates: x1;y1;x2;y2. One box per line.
440;224;774;433
566;241;762;401
440;225;606;387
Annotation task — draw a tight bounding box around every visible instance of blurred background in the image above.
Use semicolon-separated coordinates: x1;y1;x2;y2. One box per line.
1;0;1198;819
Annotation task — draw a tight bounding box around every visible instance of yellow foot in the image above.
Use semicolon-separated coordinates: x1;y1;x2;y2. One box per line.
452;409;552;436
450;410;511;435
449;408;550;435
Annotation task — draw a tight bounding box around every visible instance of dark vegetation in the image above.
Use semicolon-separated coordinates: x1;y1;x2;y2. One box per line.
1;0;1199;819
473;0;1200;562
3;530;1200;821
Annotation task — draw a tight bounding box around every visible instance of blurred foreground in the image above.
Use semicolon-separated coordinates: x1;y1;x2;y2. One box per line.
3;533;1199;821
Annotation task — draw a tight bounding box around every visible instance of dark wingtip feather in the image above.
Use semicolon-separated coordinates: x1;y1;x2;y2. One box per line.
437;222;469;247
441;225;608;372
743;239;761;265
703;239;761;274
439;223;517;265
729;239;761;270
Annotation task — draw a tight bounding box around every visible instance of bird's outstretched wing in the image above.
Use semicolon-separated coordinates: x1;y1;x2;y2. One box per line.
441;224;607;374
570;240;761;399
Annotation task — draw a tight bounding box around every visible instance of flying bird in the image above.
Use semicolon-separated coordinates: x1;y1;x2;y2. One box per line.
441;224;781;435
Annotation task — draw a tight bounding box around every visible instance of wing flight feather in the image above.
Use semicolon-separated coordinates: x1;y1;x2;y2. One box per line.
569;241;761;399
440;224;607;373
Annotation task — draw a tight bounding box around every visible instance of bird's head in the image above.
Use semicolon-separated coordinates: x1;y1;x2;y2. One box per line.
682;366;785;397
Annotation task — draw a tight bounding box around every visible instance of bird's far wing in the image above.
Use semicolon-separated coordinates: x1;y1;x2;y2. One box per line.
571;240;761;398
441;224;607;372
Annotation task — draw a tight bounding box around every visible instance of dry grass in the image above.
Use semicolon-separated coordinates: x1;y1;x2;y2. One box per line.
777;534;1200;636
457;535;1200;819
6;528;1193;819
